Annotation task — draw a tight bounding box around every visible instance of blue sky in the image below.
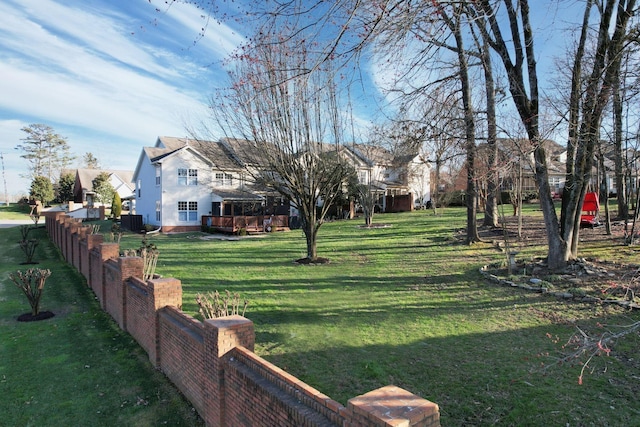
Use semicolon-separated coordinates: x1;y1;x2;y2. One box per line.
0;0;248;196
0;0;577;198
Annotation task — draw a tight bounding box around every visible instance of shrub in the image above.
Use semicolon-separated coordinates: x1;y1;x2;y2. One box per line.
196;290;248;320
20;239;39;264
9;268;51;316
111;192;122;218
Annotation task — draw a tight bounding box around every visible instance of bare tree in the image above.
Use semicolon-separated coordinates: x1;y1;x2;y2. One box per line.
474;0;637;269
208;35;353;262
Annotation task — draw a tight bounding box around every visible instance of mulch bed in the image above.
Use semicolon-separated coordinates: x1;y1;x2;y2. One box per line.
476;213;640;308
17;311;55;322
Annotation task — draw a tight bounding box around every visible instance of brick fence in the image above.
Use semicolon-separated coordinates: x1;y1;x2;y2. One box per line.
45;212;440;427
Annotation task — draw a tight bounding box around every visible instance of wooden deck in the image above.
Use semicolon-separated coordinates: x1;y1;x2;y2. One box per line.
202;215;289;233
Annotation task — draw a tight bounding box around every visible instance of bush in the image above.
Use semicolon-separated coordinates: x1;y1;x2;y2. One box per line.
111;193;122;219
9;268;52;316
196;290;248;320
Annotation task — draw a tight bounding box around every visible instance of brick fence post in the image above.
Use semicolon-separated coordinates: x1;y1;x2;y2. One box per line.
92;243;120;308
148;277;182;367
81;233;104;283
345;385;440;427
72;225;89;271
203;315;255;427
56;215;67;249
63;217;76;261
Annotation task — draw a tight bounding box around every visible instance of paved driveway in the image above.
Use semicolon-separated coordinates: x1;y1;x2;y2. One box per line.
0;219;38;228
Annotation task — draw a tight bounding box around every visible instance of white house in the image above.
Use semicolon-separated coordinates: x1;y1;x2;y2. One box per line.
133;136;431;232
343;144;431;210
132;136;262;232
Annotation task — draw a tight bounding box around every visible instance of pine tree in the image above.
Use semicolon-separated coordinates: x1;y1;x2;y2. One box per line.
111;192;122;219
16;124;75;182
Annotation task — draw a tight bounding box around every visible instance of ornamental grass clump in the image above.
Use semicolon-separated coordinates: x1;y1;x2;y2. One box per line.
9;268;51;317
196;290;248;320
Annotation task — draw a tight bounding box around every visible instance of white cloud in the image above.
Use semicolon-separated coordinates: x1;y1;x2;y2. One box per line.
0;0;250;194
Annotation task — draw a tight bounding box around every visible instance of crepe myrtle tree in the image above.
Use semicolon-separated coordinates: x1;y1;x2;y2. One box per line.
208;34;354;262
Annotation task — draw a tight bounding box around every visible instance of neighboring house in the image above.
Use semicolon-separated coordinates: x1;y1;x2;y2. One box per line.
134;137;431;232
73;169;135;206
342;144;431;211
133;136;278;233
452;138;634;202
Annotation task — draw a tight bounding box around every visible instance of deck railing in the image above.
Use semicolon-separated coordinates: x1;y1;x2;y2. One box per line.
201;214;288;233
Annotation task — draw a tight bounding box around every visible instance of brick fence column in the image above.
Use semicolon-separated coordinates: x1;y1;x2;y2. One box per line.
147;277;183;366
113;256;144;330
81;233;104;283
203;315;255;427
345;385;440;427
92;243;120;308
72;225;89;271
56;215;67;249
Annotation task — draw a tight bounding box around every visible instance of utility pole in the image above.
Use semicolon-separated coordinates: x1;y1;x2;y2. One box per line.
1;152;8;206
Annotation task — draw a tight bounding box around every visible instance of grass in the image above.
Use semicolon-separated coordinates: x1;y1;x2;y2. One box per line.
2;206;640;425
0;225;204;426
0;203;33;220
116;207;640;426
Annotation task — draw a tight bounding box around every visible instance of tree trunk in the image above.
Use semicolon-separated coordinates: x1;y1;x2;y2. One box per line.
533;146;568;269
482;34;499;228
613;62;628;220
599;152;612;234
300;203;319;260
451;9;480;243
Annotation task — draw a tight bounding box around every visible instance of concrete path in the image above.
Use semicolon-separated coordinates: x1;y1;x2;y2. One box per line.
0;219;38;228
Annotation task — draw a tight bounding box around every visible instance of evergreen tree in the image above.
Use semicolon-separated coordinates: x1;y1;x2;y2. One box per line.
82;152;100;169
30;176;54;207
92;172;115;205
111;192;122;218
56;172;75;203
16;124;75;182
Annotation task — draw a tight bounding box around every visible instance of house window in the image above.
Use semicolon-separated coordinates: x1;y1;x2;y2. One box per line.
549;177;562;191
178;201;198;221
155;201;161;221
215;172;234;186
137;179;141;197
178;168;198;185
155;167;161;186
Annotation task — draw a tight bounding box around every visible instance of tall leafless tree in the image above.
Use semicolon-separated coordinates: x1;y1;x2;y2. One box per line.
207;35;353;262
475;0;636;269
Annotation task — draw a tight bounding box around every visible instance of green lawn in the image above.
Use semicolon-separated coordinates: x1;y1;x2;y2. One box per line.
116;207;640;426
0;203;32;220
0;225;204;426
2;207;640;425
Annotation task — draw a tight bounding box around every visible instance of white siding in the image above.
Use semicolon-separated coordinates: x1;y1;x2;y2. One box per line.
135;154;163;226
159;150;212;227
